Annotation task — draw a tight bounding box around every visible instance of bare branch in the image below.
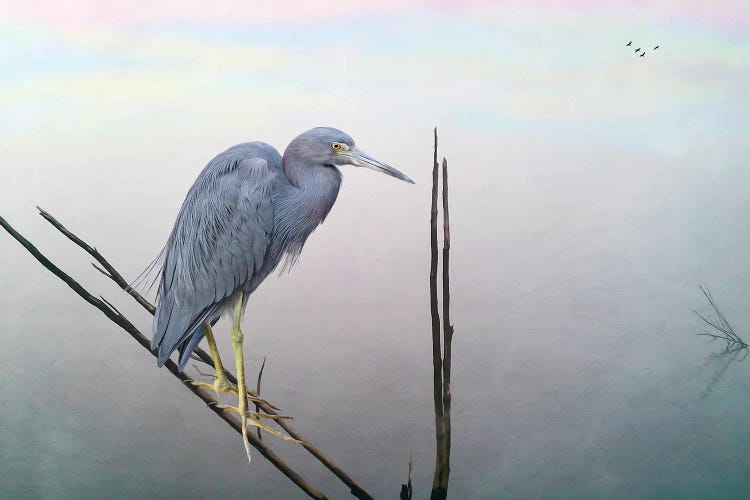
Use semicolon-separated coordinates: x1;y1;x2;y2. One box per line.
29;208;374;500
0;213;326;500
37;206;156;314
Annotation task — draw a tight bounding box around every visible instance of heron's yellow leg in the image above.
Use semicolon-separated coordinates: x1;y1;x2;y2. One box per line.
208;295;304;449
231;292;253;463
189;324;278;409
189;324;235;394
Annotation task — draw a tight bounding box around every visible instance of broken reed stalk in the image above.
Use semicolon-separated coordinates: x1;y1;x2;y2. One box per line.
440;156;453;488
1;210;375;500
429;128;452;500
429;128;446;496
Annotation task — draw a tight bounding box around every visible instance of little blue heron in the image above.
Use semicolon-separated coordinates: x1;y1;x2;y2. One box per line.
151;127;414;461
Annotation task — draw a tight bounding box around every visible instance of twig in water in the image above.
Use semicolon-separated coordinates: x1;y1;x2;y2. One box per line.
693;284;748;398
694;284;748;353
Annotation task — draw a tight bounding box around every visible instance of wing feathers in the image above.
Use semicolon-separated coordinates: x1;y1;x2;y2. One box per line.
153;146;277;367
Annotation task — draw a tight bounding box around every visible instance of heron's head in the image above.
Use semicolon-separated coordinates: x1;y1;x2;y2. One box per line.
284;127;414;184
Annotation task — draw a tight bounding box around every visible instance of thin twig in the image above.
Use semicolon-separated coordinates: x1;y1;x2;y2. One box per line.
0;214;326;500
256;356;267;441
400;449;413;500
701;286;737;336
191;363;216;380
32;208;374;500
693;285;747;397
36;206;156;315
694;285;747;351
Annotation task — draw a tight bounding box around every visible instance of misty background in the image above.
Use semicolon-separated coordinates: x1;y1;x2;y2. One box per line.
1;1;749;498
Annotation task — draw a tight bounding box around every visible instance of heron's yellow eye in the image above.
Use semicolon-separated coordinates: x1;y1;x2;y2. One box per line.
331;142;343;151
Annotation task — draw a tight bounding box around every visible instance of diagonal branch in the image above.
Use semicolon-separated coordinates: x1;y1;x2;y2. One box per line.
37;206;156;315
0;214;326;499
32;207;374;500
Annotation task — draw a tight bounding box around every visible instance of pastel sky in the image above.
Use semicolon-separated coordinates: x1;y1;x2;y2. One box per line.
1;0;748;162
2;1;749;27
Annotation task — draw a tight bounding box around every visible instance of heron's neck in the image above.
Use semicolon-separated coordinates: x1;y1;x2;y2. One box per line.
272;160;342;267
282;159;342;222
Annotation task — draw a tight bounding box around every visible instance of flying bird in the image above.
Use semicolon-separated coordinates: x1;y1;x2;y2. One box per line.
626;41;632;46
150;127;414;462
640;52;646;57
635;48;641;53
654;45;660;50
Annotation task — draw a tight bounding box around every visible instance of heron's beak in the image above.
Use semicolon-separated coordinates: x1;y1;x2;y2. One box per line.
345;149;415;184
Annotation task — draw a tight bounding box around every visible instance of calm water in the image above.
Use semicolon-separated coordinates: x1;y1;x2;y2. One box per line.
1;6;749;499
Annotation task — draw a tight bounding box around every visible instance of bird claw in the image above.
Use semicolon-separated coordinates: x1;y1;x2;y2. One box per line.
211;404;292;421
187;377;236;395
186;378;279;409
213;404;304;446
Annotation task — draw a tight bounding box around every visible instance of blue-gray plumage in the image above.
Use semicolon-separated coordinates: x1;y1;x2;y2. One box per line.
150;127;413;461
152;141;279;369
153;127;412;369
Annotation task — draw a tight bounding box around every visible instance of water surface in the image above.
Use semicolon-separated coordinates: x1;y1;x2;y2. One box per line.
1;5;749;498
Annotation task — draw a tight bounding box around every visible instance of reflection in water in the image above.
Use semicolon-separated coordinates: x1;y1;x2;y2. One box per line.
700;351;744;400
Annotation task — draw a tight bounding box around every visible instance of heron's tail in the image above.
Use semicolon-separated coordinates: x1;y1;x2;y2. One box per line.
176;328;207;371
153;299;218;371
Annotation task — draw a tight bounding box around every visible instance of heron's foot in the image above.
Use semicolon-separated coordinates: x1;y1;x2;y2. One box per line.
188;377;278;409
213;404;303;446
189;375;236;395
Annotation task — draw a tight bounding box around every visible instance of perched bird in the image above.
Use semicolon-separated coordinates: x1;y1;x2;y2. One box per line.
640;52;645;57
653;45;660;50
151;127;414;461
635;48;641;53
626;41;632;46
